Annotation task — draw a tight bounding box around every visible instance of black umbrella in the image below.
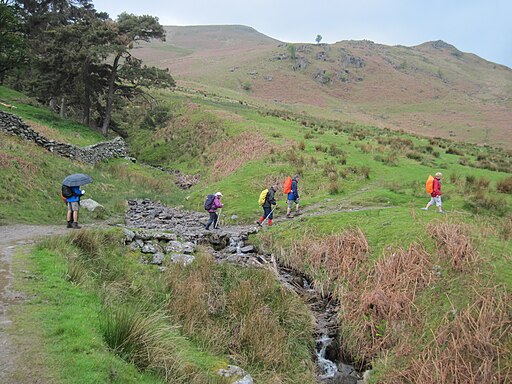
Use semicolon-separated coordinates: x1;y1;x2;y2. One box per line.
62;173;93;187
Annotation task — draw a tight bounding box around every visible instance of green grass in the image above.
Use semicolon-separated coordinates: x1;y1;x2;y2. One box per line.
0;86;105;146
9;245;163;384
2;85;512;383
0;134;186;225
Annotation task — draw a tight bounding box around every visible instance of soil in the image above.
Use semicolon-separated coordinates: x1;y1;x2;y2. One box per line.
0;225;69;383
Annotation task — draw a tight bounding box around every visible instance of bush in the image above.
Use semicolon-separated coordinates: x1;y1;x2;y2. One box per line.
446;147;464;156
497;177;512;194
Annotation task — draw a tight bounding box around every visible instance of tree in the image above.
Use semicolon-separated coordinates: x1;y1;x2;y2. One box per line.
0;1;26;84
287;43;296;60
315;34;322;44
101;12;172;136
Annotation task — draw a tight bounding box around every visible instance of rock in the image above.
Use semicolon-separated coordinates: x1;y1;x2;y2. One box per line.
80;198;105;212
217;365;253;384
170;253;195;266
240;245;254;253
142;242;159;254
123;228;136;243
151;252;165;265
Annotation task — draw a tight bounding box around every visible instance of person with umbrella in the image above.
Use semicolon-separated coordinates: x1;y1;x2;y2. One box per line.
62;173;92;229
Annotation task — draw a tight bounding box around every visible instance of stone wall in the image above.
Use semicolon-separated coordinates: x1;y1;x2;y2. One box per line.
0;110;127;164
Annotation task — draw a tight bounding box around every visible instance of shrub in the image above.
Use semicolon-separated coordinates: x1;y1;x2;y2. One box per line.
446;147;464;156
428;222;480;271
396;287;512;384
100;304;187;380
298;140;306;151
328;181;340;195
497;176;512;194
241;81;252;91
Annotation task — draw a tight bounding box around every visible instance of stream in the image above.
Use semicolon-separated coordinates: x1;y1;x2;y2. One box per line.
124;199;367;383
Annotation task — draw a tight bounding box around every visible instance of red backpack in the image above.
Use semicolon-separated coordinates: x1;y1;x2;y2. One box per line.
283;176;292;194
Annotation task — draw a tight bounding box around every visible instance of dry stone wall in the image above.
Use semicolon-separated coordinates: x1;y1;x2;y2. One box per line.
0;111;127;164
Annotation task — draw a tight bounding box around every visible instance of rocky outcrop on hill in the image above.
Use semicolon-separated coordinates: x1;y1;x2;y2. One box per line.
0;111;127;164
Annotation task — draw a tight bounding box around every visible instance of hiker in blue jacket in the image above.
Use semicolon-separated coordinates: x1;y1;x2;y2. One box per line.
286;175;301;218
66;186;84;229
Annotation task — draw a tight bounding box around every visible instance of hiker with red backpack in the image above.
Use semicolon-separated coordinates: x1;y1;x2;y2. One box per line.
285;175;301;218
204;192;223;230
257;185;278;227
422;172;443;213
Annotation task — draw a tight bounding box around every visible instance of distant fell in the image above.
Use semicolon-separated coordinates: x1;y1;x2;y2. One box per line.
136;25;512;147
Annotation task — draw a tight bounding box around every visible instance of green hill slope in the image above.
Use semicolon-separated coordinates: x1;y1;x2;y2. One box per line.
1;85;511;383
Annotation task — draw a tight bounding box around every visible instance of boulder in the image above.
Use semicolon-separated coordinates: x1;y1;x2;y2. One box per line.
80;198;105;212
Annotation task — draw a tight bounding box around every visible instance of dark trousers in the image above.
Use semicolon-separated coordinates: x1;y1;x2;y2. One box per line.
205;211;218;229
263;206;273;219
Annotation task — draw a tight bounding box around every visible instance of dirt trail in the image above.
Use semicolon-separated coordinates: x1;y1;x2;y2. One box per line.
0;225;69;383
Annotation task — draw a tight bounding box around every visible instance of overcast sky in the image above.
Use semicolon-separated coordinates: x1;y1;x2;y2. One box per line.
92;0;512;68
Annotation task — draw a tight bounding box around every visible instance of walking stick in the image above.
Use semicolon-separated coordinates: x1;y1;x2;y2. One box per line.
261;206;277;225
215;208;222;229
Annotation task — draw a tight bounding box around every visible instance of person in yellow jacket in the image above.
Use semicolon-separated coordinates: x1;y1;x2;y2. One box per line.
257;185;278;226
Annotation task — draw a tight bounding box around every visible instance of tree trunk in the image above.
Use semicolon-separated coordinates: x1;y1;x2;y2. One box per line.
49;98;57;112
82;61;91;127
102;52;121;137
60;96;66;119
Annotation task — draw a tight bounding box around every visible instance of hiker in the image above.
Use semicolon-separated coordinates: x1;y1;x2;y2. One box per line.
65;186;85;228
205;192;223;230
257;185;278;226
286;175;301;218
422;172;443;213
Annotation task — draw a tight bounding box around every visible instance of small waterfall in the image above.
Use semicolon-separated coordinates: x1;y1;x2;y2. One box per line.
316;334;338;379
229;237;243;255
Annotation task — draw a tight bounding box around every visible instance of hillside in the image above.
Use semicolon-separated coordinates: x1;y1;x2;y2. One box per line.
135;25;512;147
1;81;512;383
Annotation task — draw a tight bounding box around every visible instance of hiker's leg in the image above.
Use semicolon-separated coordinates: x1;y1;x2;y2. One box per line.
66;203;73;227
435;196;443;212
213;212;219;228
205;212;215;229
286;199;293;216
295;199;300;212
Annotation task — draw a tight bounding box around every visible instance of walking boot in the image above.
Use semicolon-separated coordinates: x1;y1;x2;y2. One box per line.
67;221;73;228
72;222;81;229
268;219;273;226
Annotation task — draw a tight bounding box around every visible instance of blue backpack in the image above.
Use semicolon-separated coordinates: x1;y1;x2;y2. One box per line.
204;194;215;210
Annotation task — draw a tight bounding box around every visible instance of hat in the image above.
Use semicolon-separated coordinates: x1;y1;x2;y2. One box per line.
215;191;223;197
435;172;442;178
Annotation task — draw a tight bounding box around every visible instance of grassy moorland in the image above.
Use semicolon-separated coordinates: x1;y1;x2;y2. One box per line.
1;84;511;383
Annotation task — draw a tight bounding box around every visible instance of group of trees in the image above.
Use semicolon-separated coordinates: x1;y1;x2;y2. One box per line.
0;0;175;136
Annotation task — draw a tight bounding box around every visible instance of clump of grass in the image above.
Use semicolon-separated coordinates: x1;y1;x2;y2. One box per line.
328;181;340;195
396;286;512;384
100;304;190;382
65;260;87;285
338;244;434;362
285;228;370;294
497;176;512;194
428;222;480;271
464;192;509;217
163;253;315;382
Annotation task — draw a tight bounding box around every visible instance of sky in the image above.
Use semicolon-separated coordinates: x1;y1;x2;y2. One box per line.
92;0;512;68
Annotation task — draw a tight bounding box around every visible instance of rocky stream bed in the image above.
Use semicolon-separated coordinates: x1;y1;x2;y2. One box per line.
124;199;368;383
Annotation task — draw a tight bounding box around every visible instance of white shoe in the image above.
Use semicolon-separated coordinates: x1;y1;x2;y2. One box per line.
420;208;428;211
